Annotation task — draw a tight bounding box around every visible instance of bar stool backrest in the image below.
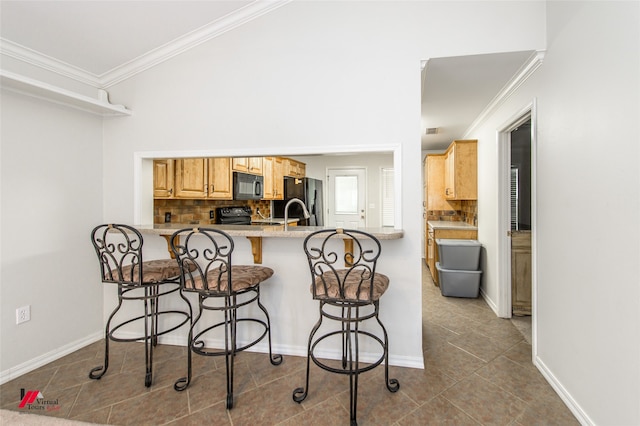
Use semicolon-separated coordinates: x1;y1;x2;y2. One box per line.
91;224;144;286
170;228;235;295
303;228;383;303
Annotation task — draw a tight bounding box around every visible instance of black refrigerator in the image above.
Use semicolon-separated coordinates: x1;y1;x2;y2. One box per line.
273;177;324;226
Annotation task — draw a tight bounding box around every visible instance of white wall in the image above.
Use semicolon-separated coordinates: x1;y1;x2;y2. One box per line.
468;2;639;424
98;0;543;369
2;1;636;422
0;90;104;378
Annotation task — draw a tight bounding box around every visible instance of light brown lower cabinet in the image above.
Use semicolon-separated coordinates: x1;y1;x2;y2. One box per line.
511;230;532;315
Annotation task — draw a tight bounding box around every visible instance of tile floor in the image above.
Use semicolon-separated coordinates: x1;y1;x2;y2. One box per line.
0;263;578;425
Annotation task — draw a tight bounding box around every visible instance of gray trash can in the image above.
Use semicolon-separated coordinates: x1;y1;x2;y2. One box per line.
436;239;482;270
436;239;482;298
436;263;482;298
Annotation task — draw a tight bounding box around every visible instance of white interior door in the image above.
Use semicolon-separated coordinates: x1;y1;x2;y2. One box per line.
327;168;366;228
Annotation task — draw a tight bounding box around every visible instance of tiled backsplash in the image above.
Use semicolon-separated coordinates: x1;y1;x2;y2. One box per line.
157;198;478;226
154;199;271;224
426;200;478;226
460;200;478;226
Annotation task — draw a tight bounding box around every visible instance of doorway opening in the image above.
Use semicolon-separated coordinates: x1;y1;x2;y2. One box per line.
510;119;532;317
497;102;537;348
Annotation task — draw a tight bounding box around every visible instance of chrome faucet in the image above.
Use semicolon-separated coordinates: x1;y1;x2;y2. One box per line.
284;198;310;230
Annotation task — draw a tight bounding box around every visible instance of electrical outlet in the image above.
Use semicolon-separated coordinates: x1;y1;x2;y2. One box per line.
164;212;171;223
16;305;30;325
209;210;214;219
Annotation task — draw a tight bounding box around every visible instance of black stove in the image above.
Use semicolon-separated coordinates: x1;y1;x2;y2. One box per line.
216;206;252;225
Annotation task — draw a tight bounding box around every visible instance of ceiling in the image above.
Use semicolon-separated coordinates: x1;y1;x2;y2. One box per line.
421;50;534;151
0;1;534;152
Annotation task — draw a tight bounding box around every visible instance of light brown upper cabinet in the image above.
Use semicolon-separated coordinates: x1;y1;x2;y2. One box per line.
283;158;306;178
425;154;461;211
169;158;233;200
231;157;248;172
208;157;233;200
232;157;263;175
444;139;477;200
175;158;208;198
263;156;285;200
153;159;175;198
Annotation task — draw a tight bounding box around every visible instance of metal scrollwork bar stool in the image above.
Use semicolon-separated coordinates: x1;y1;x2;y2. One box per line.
89;224;191;387
292;228;399;426
170;227;282;409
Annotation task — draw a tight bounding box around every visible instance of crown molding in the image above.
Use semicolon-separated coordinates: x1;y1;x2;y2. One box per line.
463;50;546;137
0;0;292;89
101;0;293;87
0;38;102;88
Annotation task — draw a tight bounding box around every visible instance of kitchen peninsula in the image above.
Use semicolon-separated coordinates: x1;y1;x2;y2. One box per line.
127;223;411;369
127;152;419;368
138;223;403;263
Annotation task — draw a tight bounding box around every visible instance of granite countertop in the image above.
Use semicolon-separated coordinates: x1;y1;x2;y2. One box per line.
427;220;478;231
137;224;404;240
250;218;299;225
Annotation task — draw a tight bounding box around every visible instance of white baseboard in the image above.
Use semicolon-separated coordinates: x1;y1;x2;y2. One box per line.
480;287;500;316
0;327;425;386
535;355;593;425
0;332;103;385
154;333;425;369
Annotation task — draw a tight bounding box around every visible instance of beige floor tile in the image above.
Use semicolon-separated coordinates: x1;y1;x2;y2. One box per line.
107;384;189;425
422;343;486;381
386;364;457;406
186;361;256;412
503;341;534;367
278;397;349;426
515;391;580;426
1;263;577;425
397;395;479;425
475;355;558;404
166;401;232;425
0;366;59;406
442;373;528;425
69;406;112;424
68;370;153;418
227;375;304;426
334;375;418;426
447;332;515;363
290;362;351;409
422;322;459;351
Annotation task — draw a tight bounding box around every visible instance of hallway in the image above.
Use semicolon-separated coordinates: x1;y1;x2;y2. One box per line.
0;264;577;425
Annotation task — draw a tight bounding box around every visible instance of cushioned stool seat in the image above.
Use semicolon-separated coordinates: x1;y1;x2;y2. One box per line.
293;228;399;426
90;224;191;387
170;227;282;409
313;269;389;301
112;259;184;284
187;265;274;292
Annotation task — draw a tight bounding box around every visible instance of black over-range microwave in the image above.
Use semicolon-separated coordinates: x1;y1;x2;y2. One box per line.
233;172;263;200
